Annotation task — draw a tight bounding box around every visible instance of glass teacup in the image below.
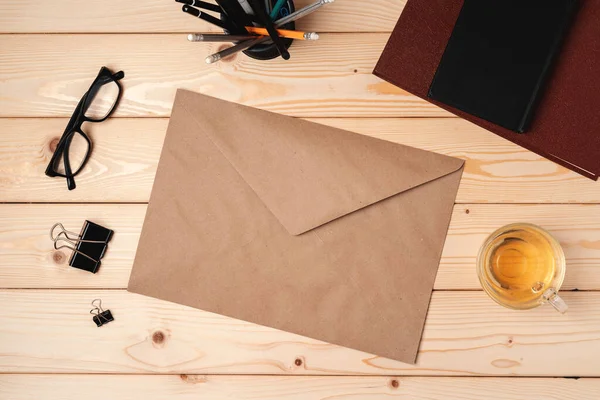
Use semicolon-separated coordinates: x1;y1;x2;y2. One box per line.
477;223;567;313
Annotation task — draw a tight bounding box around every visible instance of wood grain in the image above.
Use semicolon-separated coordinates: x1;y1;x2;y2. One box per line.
0;204;144;289
0;119;164;202
1;204;599;290
0;0;405;33
0;34;447;118
1;375;597;400
440;204;600;291
2;0;598;391
2;118;599;204
1;290;599;375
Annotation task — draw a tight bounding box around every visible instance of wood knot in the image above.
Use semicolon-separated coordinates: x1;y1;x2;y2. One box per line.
152;331;166;344
465;209;470;214
390;379;399;389
180;374;207;384
52;251;66;264
294;357;303;366
215;44;238;63
48;137;60;153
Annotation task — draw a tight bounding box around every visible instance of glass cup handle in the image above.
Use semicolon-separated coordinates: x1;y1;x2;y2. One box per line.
543;288;568;314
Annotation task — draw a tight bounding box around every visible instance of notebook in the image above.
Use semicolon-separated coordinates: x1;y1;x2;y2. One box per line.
428;0;578;133
374;0;600;180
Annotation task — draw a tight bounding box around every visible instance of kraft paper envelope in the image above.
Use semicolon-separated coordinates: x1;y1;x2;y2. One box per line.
128;89;464;364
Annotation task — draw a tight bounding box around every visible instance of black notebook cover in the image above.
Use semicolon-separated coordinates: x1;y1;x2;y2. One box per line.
428;0;578;133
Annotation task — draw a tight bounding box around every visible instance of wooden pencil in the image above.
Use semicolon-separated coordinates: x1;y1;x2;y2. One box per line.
245;26;319;40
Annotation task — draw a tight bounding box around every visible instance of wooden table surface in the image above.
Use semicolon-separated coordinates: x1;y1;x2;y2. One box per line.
1;1;599;398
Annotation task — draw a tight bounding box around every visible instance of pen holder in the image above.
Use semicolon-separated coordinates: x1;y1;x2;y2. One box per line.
223;0;295;61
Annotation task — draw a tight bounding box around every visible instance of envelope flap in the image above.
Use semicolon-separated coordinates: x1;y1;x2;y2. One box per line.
178;89;464;235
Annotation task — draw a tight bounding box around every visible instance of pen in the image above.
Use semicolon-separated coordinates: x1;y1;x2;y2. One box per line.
216;0;253;32
176;0;222;13
182;5;232;30
247;0;290;60
270;0;287;19
188;33;259;42
274;0;334;27
245;26;319;40
205;36;270;64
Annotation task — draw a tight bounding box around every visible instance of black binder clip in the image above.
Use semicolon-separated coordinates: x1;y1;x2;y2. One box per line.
50;221;114;274
90;299;114;327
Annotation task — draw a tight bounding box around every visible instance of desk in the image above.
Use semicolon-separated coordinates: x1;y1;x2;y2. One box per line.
0;1;599;398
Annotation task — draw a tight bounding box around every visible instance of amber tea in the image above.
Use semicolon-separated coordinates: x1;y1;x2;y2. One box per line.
477;223;567;312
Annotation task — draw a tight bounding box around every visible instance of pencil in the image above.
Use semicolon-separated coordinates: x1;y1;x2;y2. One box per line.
245;26;319;40
274;0;335;27
176;0;222;13
205;36;270;64
188;33;259;42
182;5;232;30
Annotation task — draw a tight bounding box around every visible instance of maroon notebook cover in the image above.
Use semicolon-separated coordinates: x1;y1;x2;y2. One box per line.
374;0;600;180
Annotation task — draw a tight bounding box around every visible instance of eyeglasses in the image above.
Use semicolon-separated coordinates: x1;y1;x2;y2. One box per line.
45;67;124;190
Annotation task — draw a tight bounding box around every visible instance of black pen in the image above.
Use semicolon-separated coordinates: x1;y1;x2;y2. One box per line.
181;5;234;31
247;0;290;60
216;0;254;33
176;0;222;13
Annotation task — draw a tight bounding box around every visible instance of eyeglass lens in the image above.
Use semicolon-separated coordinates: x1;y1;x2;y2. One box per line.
53;131;90;175
84;79;120;120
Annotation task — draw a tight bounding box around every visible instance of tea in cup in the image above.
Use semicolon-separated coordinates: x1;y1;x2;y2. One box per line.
477;223;567;313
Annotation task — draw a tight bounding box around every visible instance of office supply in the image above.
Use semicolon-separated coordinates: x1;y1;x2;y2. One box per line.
230;0;294;61
274;0;334;26
90;299;114;327
270;0;287;18
128;90;465;364
181;4;231;31
374;0;600;180
428;0;578;133
216;0;254;32
51;221;114;274
181;0;295;61
176;0;222;13
182;0;334;61
236;0;254;14
205;36;269;63
188;33;257;42
247;0;290;59
245;26;318;40
45;67;124;190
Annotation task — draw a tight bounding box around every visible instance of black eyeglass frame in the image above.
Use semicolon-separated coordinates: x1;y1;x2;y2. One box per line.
45;66;124;190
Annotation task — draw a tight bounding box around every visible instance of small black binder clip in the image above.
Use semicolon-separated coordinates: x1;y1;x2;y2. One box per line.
90;299;114;327
50;221;114;274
